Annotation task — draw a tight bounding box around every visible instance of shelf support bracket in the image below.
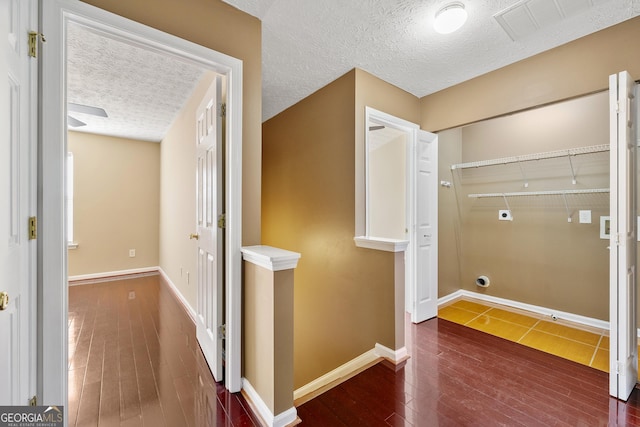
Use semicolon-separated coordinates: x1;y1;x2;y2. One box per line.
517;160;529;188
502;194;513;219
567;154;577;185
562;191;572;222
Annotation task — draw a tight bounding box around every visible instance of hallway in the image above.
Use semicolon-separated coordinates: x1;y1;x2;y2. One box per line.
68;274;258;426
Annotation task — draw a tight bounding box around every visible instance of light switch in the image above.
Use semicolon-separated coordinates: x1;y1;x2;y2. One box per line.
579;210;591;224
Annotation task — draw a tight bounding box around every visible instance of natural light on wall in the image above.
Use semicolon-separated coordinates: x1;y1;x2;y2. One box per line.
434;2;468;34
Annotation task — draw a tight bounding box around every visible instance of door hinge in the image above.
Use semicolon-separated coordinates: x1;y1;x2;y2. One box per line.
217;213;226;229
29;395;37;406
28;31;45;58
220;103;226;118
218;324;226;340
28;216;37;240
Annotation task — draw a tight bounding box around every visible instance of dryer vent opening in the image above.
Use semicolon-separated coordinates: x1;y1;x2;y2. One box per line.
476;276;490;288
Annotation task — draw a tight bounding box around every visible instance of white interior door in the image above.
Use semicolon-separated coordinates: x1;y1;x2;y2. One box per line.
411;130;439;323
195;76;224;382
0;0;36;405
609;70;638;401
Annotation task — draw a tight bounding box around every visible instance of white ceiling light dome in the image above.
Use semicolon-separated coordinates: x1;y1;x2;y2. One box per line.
434;2;468;34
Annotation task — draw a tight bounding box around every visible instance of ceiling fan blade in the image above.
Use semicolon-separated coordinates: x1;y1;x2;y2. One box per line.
369;125;385;131
68;115;87;127
68;102;108;117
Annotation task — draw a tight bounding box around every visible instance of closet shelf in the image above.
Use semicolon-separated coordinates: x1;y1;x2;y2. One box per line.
468;188;609;198
451;144;609;170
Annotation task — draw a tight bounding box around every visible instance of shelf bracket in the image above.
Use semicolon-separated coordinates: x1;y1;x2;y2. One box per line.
562;191;572;222
502;194;512;218
517;160;529;188
567;154;577;185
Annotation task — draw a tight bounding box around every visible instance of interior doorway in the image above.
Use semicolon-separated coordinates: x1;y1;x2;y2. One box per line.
40;0;244;405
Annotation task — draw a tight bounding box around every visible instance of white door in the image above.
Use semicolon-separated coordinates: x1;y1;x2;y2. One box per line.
411;130;438;323
0;0;36;405
195;76;224;382
609;71;637;401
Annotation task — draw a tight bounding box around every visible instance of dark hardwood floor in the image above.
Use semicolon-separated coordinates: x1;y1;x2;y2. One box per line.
70;274;640;426
68;274;260;427
298;318;640;426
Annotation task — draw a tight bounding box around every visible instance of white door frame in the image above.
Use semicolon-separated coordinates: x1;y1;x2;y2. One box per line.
39;0;244;404
363;107;438;320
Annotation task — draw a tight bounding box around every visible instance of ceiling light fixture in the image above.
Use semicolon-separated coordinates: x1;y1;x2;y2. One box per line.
434;2;468;34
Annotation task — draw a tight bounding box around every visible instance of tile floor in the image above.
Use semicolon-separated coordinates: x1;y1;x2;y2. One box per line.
438;298;616;374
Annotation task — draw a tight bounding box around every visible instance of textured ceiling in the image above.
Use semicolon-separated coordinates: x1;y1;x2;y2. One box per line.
223;0;640;122
67;0;640;141
67;22;206;142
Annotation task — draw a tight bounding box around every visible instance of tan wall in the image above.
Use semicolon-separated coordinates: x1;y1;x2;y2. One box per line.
82;0;262;245
67;132;160;276
262;70;399;389
159;72;218;308
369;134;406;239
446;92;611;320
421;15;640;132
355;69;421;236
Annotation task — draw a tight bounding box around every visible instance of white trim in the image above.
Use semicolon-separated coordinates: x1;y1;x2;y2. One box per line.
68;267;159;284
242;379;298;427
40;0;245;401
438;290;610;331
374;343;408;362
293;344;408;404
241;245;301;271
354;236;409;252
293;348;380;402
158;268;197;323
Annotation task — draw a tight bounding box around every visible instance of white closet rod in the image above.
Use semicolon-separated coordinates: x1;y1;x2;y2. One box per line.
468;188;609;198
451;144;609;170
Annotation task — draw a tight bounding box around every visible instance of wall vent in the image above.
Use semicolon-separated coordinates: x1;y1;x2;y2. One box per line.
494;0;602;41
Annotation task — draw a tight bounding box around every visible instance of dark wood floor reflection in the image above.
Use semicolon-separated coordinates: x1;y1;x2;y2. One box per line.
298;318;640;426
68;274;259;427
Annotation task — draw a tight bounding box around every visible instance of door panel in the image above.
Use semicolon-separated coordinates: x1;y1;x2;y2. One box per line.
412;130;438;323
195;76;224;382
609;71;637;401
1;0;35;405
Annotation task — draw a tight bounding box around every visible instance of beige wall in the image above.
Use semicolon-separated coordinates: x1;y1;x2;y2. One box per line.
159;72;218;308
68;132;160;276
369;134;406;239
82;0;262;245
263;70;401;389
421;15;640;132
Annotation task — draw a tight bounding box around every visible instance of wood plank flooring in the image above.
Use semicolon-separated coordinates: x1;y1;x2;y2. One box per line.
71;275;640;426
297;318;640;426
68;274;259;427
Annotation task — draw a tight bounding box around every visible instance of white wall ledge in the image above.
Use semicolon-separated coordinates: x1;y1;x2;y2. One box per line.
354;236;409;252
241;245;301;271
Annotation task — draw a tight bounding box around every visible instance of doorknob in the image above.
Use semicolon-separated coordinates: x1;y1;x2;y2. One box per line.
0;292;8;311
189;233;199;240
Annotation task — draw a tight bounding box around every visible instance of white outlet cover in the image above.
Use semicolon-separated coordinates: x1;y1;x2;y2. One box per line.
579;210;591;224
498;210;513;221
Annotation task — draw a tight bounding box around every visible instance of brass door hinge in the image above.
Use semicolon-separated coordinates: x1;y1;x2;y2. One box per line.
29;216;37;240
220;103;226;118
28;31;45;58
217;214;226;229
218;324;226;340
29;395;37;406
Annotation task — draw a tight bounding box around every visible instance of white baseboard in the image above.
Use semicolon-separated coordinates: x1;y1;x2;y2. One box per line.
158;268;197;323
293;342;407;406
68;267;159;285
439;289;613;332
242;378;298;427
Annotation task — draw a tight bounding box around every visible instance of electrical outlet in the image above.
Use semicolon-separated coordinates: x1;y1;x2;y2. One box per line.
129;249;136;257
498;210;513;221
128;291;136;300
